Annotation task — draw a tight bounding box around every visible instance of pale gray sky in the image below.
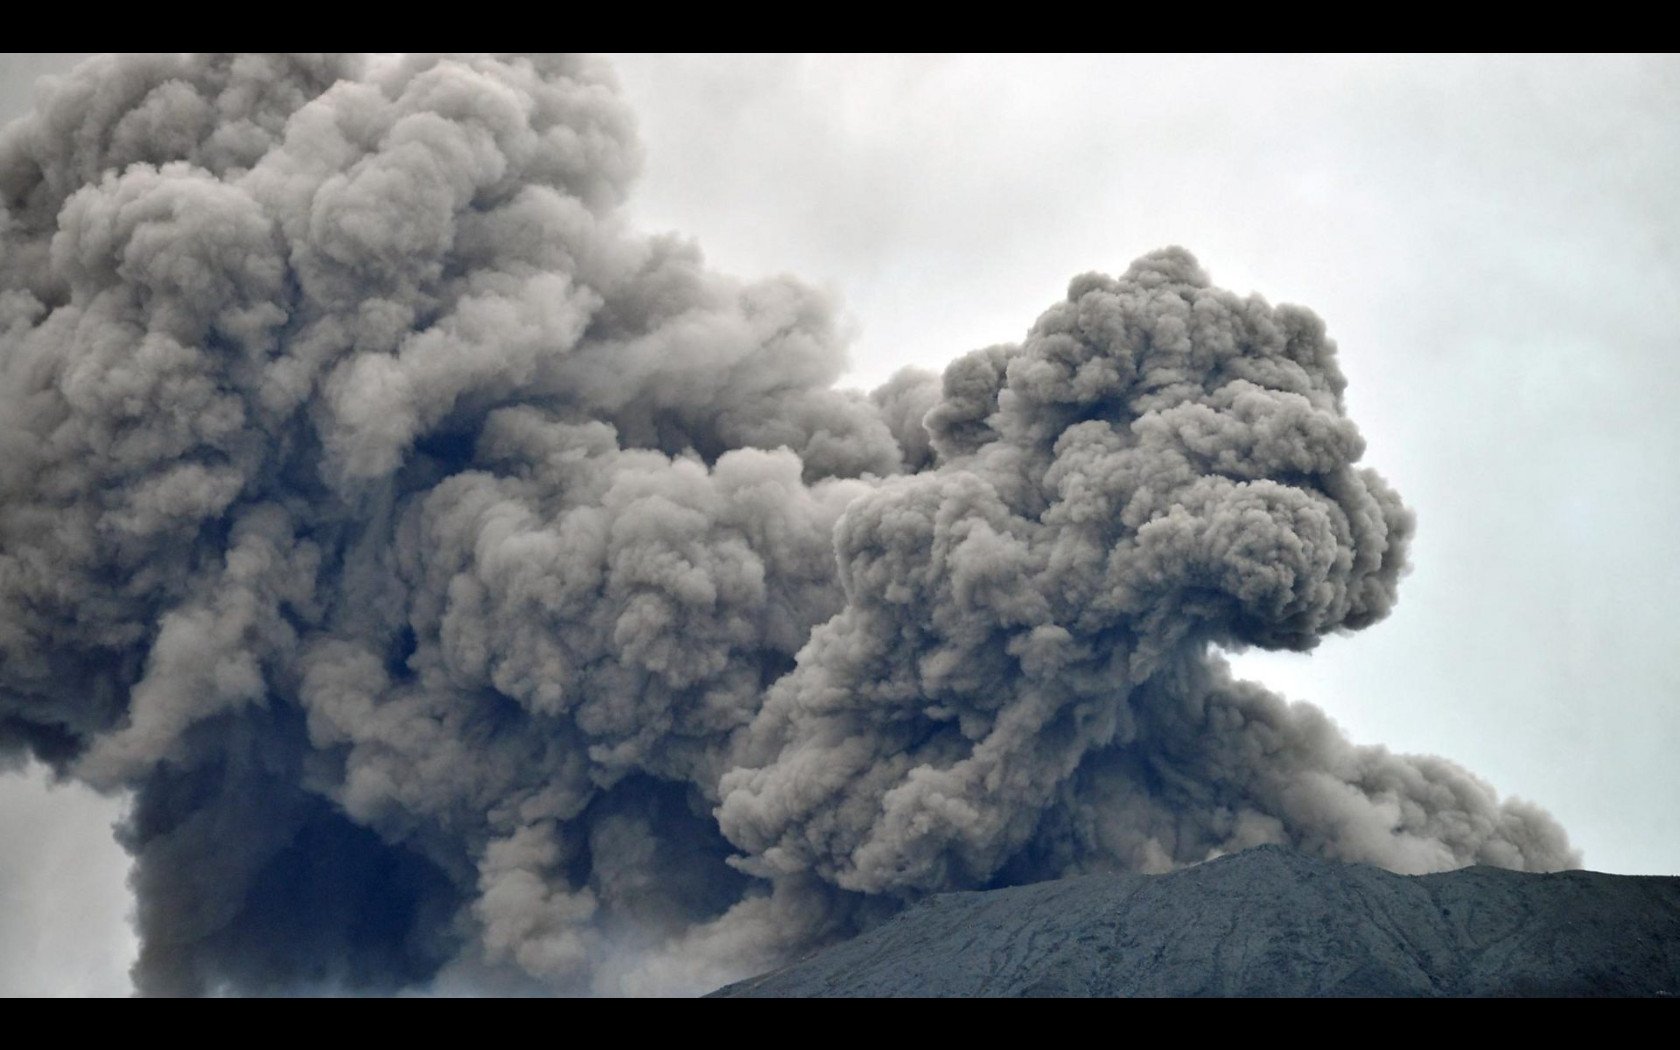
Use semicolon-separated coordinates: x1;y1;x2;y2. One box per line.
608;52;1680;876
1;53;1676;996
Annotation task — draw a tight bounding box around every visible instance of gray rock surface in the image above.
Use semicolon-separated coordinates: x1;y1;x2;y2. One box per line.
709;845;1679;997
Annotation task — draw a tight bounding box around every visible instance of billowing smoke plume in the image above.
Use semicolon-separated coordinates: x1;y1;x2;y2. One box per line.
0;54;1575;996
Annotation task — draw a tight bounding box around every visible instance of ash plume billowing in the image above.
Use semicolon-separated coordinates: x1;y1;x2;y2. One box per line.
0;53;1576;996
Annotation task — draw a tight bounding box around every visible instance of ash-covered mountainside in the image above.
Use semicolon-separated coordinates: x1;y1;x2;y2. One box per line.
710;845;1680;997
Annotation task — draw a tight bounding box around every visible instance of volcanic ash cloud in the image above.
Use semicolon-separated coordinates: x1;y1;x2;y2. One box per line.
0;53;1577;996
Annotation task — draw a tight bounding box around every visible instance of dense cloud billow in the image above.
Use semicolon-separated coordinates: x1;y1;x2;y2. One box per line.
0;53;1576;995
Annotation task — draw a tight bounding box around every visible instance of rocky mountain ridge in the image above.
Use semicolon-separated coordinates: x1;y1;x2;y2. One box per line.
710;845;1679;997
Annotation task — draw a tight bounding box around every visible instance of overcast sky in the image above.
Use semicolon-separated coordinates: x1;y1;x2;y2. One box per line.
2;53;1676;996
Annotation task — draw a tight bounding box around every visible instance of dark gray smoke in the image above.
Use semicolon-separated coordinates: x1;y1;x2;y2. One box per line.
0;53;1576;996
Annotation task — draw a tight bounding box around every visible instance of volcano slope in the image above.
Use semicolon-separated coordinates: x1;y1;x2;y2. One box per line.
709;845;1679;997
